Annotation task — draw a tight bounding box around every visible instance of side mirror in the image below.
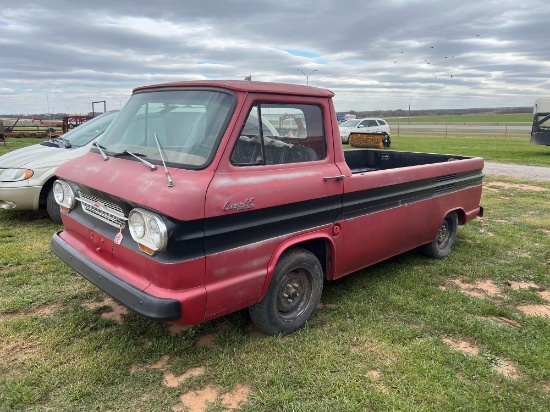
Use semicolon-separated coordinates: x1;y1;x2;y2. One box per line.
357;125;364;128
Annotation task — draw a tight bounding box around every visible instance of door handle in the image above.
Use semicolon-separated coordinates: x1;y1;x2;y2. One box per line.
323;174;346;181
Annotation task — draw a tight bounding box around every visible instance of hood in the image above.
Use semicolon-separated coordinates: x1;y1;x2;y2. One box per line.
55;152;213;221
0;142;91;170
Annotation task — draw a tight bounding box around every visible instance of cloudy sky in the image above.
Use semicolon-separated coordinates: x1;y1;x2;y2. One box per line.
1;0;549;115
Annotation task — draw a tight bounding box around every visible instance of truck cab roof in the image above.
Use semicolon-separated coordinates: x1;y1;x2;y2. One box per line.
133;80;334;98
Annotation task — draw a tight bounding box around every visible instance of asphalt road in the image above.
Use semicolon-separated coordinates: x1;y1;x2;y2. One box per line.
484;161;550;182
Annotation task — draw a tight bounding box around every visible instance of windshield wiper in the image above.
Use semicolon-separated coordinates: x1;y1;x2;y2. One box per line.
153;132;174;187
48;136;72;148
60;137;72;148
115;150;157;170
94;142;109;161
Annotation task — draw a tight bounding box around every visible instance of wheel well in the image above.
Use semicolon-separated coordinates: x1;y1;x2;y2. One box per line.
288;238;331;280
38;178;56;209
454;208;466;225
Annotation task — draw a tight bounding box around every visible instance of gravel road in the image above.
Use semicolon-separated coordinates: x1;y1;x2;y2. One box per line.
484;162;550;182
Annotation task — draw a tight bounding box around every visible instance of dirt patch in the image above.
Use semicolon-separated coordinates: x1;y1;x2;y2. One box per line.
195;321;232;348
442;337;480;356
443;338;521;380
486;181;548;192
508;281;539;290
220;385;253;410
164;367;205;388
83;297;128;324
517;305;550;318
0;303;59;321
367;370;381;379
492;358;520;380
480;316;522;328
452;279;501;299
174;385;218;412
0;339;42;367
166;324;190;336
131;355;205;388
543;381;550;392
538;291;550;301
174;384;252;412
366;370;389;394
195;333;218;348
0;264;19;275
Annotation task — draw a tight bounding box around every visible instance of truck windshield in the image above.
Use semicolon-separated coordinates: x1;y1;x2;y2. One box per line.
96;89;235;168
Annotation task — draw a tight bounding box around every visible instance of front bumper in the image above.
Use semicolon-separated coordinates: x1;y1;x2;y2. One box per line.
0;185;42;210
50;232;182;321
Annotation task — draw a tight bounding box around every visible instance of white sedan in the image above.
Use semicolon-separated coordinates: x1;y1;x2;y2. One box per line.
0;111;118;223
339;117;391;144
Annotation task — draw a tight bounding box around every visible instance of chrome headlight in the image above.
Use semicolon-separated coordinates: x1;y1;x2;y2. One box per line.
53;180;76;212
128;208;167;255
0;168;34;182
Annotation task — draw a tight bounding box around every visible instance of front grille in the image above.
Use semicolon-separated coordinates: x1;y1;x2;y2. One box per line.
77;192;127;228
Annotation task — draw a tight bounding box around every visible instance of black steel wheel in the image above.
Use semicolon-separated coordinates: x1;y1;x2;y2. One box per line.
249;248;323;335
419;211;458;259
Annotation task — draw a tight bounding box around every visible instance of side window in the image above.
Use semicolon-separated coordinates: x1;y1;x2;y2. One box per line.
359;121;369;127
231;103;326;166
377;119;387;126
366;120;378;127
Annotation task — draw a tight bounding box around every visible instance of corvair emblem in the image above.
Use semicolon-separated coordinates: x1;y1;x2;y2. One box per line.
223;198;254;211
93;202;102;210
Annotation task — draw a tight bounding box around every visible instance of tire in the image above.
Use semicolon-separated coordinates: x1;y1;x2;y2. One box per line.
46;188;63;224
249;248;324;335
419;211;458;259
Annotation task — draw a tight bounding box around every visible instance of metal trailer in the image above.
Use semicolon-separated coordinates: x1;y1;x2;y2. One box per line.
531;98;550;146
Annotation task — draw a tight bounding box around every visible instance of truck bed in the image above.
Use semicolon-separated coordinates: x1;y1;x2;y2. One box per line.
344;149;468;174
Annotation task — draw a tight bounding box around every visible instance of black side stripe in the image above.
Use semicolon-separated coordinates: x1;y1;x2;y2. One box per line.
340;170;483;220
203;195;342;255
201;169;483;256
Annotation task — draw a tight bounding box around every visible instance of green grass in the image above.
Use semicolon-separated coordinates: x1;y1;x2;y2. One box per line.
388;113;533;124
387;133;550;166
1;133;549;410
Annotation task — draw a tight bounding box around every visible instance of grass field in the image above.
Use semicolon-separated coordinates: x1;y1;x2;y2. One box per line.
388;113;532;125
386;132;550;167
0;125;549;411
0;178;549;411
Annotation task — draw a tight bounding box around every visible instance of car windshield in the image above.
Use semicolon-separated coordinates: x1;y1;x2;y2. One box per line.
60;111;119;147
340;120;360;128
96;89;235;168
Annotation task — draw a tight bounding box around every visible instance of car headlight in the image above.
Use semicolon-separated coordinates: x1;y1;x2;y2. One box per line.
0;168;34;182
53;180;76;212
128;208;167;255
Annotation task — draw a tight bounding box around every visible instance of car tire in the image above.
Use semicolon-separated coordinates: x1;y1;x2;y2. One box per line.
419;211;458;259
249;247;323;335
46;188;63;224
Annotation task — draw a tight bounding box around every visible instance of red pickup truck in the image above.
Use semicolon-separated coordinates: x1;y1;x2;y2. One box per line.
50;80;484;335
